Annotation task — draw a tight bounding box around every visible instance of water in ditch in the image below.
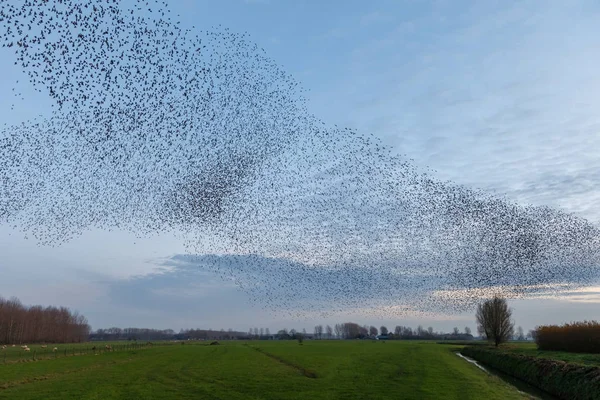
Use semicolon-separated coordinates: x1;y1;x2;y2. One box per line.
456;353;559;400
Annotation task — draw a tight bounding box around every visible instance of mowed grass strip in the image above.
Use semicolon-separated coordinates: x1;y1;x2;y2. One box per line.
0;341;529;399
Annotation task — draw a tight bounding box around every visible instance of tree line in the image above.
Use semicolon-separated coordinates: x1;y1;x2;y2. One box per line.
90;327;250;341
274;323;474;340
0;296;90;344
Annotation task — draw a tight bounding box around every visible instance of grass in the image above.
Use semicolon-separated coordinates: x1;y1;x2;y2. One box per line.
461;343;600;399
498;342;600;367
0;340;531;399
0;341;160;363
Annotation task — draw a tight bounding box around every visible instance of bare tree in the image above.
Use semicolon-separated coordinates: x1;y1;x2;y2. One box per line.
314;325;323;339
359;325;369;338
476;296;514;347
369;326;378;337
516;326;525;341
341;323;361;339
464;326;471;335
334;324;343;339
394;325;402;335
380;326;388;335
0;295;90;344
325;325;333;339
453;327;460;335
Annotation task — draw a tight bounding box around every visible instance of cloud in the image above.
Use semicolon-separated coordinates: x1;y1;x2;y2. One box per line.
108;252;599;320
316;0;600;222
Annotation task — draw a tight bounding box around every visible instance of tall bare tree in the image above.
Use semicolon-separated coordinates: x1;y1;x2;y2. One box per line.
0;295;90;344
516;326;525;341
325;325;333;339
476;296;514;347
380;326;388;335
334;324;342;339
314;325;323;339
369;326;378;337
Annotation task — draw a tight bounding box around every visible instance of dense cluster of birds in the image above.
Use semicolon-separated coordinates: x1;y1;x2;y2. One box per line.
1;0;599;317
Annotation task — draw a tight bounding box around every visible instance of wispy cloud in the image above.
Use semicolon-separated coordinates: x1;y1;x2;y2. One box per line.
314;1;600;222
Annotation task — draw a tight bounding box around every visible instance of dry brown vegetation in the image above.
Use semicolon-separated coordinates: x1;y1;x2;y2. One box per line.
535;320;600;353
0;295;90;344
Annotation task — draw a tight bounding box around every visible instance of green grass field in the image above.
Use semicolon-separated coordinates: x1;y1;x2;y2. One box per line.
0;340;532;399
493;342;600;367
0;341;161;363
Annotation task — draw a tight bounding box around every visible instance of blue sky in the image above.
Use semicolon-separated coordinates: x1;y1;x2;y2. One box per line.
1;0;600;333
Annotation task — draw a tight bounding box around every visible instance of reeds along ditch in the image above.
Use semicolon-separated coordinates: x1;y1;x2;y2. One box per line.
460;346;600;400
535;321;600;353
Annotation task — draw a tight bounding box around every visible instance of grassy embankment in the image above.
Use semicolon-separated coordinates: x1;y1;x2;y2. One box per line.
0;340;529;399
461;343;600;400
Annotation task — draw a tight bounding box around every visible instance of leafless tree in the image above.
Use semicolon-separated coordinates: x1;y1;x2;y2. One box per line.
476;296;514;347
516;326;525;341
0;295;90;344
464;326;471;335
453;327;460;335
394;326;402;335
325;325;333;339
334;324;343;339
314;325;323;339
380;326;388;335
369;326;378;337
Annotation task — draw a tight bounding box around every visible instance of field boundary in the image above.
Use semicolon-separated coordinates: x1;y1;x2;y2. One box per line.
246;345;318;379
461;346;600;400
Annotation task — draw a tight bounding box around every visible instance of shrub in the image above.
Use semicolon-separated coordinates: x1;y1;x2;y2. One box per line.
535;321;600;353
461;346;600;399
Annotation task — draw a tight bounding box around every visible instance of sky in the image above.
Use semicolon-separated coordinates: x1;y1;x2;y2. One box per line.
1;0;600;334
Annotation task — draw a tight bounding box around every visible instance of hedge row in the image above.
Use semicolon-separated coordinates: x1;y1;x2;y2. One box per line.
461;346;600;400
536;321;600;353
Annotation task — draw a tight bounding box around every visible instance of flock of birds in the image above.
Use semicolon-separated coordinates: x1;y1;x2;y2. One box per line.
1;0;599;317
